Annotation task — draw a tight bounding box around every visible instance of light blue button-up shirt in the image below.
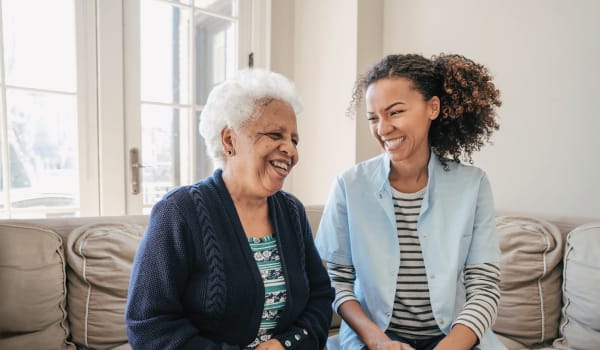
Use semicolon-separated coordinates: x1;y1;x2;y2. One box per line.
316;152;507;350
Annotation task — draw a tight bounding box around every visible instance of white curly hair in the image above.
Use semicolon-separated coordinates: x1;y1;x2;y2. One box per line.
199;68;302;169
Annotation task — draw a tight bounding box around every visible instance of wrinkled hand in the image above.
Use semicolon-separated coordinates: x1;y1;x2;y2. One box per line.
255;338;285;350
370;340;416;350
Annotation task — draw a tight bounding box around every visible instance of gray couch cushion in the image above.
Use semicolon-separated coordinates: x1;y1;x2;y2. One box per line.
553;223;600;350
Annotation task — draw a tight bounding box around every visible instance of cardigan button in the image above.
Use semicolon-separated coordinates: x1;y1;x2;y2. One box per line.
294;334;301;341
285;340;292;347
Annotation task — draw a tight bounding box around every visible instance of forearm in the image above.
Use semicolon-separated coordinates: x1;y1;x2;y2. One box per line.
434;324;477;350
338;300;388;348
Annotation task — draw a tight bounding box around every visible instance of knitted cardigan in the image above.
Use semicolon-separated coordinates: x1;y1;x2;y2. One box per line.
125;169;334;349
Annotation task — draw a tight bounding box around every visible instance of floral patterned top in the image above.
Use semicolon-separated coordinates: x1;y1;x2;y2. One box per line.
245;234;287;349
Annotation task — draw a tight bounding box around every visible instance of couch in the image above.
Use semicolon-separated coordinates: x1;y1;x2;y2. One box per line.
0;207;598;350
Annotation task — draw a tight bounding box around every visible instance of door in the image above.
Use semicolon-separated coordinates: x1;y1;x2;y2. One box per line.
123;0;260;214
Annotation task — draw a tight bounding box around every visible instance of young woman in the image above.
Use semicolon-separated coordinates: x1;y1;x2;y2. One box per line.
316;54;506;350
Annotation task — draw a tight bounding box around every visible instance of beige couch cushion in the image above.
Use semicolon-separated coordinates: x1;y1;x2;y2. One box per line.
493;216;563;347
65;223;145;350
0;223;74;350
553;223;600;350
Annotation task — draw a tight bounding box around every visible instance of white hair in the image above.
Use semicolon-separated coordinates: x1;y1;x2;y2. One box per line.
199;68;302;169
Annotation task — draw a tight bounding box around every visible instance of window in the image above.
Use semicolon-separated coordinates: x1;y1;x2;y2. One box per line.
0;0;85;218
0;0;261;218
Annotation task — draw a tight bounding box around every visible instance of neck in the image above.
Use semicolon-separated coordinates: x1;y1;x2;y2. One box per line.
388;148;430;192
222;167;268;208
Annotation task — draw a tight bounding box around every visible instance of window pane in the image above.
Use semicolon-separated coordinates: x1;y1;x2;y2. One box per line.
6;90;78;210
195;110;212;180
141;104;188;206
140;0;191;104
195;0;238;17
2;0;76;91
194;12;237;105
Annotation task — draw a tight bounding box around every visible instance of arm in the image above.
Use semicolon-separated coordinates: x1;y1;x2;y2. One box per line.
436;263;500;350
329;263;412;350
125;198;240;350
436;173;501;350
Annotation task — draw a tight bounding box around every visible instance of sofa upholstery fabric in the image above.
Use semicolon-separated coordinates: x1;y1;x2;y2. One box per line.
553;223;600;350
0;223;74;350
493;216;564;347
65;223;145;350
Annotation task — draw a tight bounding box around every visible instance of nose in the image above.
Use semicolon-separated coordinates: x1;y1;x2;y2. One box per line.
377;116;393;136
280;139;298;160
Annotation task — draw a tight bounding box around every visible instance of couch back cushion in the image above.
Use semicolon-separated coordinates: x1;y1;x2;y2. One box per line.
0;223;75;350
553;223;600;350
493;216;564;347
65;223;145;350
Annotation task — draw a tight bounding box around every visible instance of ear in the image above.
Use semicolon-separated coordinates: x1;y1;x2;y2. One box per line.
428;96;441;120
221;127;235;153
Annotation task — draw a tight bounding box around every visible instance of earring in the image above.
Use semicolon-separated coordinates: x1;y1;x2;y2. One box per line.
226;149;233;156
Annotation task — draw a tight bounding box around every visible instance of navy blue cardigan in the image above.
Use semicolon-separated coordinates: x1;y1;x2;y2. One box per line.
126;169;334;349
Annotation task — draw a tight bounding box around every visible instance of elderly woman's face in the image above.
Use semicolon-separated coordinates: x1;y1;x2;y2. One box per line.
232;99;299;195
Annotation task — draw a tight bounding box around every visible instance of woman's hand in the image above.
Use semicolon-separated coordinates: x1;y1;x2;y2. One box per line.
368;339;416;350
255;339;285;350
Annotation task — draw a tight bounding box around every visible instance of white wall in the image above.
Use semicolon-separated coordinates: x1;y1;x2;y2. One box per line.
286;0;359;205
383;0;600;219
270;0;385;205
272;0;600;219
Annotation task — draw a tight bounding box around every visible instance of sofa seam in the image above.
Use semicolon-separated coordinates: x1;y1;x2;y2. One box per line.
557;244;574;341
537;233;551;343
78;236;92;348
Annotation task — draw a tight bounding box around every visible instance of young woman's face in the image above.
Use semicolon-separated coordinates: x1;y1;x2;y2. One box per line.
228;99;299;196
365;77;439;165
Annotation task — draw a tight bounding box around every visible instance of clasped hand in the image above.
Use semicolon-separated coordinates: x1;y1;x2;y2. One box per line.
370;340;416;350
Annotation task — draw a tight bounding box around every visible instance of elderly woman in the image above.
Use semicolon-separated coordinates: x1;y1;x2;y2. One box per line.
126;68;334;350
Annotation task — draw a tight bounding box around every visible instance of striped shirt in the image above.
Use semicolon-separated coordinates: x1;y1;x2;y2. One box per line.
327;187;501;341
388;187;441;338
246;235;287;349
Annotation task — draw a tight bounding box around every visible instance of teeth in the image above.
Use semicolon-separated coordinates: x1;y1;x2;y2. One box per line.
271;160;289;171
384;136;404;148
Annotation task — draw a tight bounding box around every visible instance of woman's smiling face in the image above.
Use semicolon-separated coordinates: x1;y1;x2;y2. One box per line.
366;77;439;165
226;99;299;197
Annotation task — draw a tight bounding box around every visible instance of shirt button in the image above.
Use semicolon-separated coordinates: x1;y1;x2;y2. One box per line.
430;273;435;279
422;233;428;239
378;193;383;199
440;319;445;326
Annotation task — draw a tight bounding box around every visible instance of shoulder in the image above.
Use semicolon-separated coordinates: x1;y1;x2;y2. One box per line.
432;156;487;183
338;153;387;183
276;190;306;214
153;174;223;220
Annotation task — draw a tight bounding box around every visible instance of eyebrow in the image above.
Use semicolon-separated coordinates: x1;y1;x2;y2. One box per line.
367;101;406;115
384;101;406;111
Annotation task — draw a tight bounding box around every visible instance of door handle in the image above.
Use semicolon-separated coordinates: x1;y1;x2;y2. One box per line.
130;148;145;195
